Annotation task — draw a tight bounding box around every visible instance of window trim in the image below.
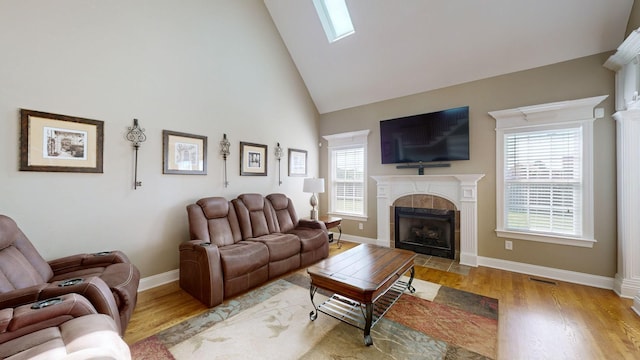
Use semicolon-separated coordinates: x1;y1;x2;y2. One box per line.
489;95;608;248
323;130;370;219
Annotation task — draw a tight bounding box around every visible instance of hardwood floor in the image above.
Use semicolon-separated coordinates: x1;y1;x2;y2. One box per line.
124;241;640;359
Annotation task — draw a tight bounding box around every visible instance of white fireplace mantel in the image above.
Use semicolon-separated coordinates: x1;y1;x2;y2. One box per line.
371;174;485;267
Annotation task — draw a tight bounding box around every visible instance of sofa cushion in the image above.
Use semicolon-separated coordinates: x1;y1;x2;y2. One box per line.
189;197;243;246
218;242;269;279
288;227;327;253
234;194;278;238
248;233;300;262
266;193;297;233
198;197;230;219
0;216;53;291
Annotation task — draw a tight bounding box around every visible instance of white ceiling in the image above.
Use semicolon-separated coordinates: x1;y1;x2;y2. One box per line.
264;0;634;114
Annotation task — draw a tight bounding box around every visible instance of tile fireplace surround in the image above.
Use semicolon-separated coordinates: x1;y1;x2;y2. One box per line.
372;174;485;267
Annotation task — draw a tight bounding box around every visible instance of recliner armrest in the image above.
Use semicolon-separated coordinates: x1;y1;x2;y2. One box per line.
0;294;97;344
39;276;122;334
9;294;96;331
179;240;224;307
48;250;131;274
0;284;48;310
298;219;327;231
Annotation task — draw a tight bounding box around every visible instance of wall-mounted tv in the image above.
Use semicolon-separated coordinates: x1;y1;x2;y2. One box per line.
380;106;470;164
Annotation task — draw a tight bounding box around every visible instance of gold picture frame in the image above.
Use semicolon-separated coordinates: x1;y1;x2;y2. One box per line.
162;130;207;175
240;142;267;176
20;109;104;173
288;148;307;176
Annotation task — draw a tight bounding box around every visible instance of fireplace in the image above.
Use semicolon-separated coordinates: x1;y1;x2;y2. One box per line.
372;174;484;266
395;207;455;259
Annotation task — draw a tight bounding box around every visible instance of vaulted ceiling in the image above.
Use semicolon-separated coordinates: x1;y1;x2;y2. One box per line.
264;0;634;114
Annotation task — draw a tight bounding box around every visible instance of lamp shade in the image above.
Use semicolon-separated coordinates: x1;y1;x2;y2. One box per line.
303;178;325;193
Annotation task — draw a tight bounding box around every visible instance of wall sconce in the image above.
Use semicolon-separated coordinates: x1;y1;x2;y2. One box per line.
303;178;325;220
220;133;231;187
125;118;146;190
275;142;283;185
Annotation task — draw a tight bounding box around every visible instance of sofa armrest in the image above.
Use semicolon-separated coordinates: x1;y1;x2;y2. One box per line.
38;276;122;334
48;250;131;275
298;219;327;231
0;293;97;344
179;240;224;307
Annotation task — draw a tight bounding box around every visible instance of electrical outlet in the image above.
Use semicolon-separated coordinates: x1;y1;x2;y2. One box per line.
505;240;513;250
358;223;363;230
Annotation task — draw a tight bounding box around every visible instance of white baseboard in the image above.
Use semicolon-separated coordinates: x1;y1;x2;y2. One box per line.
340;234;388;247
633;293;640;316
613;273;640;298
477;256;615;291
138;269;179;292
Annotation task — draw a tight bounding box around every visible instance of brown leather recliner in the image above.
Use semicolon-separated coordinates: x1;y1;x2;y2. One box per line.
181;194;329;308
0;293;130;359
181;197;270;307
0;215;140;334
266;193;329;267
233;193;302;278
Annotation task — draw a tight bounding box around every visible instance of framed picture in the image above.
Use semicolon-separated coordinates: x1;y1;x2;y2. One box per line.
288;148;307;176
163;130;207;175
240;142;267;176
20;109;104;173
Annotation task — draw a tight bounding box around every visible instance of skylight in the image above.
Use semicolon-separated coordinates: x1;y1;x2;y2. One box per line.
312;0;354;43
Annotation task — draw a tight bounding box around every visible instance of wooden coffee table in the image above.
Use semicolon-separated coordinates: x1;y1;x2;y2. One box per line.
307;244;416;346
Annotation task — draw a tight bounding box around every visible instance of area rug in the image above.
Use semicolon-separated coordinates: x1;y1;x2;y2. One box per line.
130;270;498;359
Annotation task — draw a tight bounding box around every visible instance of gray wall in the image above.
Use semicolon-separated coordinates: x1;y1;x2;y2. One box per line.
627;0;640;35
0;0;321;278
319;52;617;277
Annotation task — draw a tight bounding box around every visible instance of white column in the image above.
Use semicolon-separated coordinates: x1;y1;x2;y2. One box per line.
458;175;482;267
613;110;640;303
376;183;391;246
605;28;640;309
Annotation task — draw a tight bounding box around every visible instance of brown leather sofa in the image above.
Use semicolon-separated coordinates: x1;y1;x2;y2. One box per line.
180;193;329;307
0;293;130;359
0;215;140;335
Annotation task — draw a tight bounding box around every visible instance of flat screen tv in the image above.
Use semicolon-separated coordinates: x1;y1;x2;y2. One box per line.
380;106;470;164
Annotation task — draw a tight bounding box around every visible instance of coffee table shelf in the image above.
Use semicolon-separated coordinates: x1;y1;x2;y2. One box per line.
312;278;413;333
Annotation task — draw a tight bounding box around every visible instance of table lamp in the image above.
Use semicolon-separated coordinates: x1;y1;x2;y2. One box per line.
303;178;325;220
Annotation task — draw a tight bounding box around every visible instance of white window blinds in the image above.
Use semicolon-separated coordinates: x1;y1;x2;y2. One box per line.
504;127;582;236
333;147;364;215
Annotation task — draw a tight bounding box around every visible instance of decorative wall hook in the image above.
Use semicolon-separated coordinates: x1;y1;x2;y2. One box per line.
220;133;231;187
125;118;146;189
275;142;283;185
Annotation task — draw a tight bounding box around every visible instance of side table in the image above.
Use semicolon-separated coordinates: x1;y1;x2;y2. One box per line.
317;215;342;248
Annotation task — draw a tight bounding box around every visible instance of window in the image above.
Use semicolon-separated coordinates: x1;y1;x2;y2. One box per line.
504;127;582;236
490;95;607;247
323;130;369;218
312;0;355;43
